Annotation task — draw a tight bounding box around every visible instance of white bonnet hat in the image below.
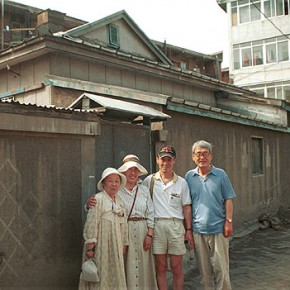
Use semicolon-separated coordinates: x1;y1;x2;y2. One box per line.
97;167;127;191
118;154;148;176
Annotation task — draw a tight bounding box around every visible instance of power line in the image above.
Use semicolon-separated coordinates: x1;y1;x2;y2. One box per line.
249;0;290;41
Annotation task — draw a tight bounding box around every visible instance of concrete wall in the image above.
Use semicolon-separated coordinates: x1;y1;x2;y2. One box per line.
226;2;290;89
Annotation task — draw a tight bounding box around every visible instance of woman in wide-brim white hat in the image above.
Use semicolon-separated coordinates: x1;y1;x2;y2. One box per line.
117;154;158;290
79;167;128;290
97;167;127;191
117;154;148;176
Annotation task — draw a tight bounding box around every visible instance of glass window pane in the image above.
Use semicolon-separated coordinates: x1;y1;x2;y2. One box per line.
232;7;238;26
253;45;263;65
239;0;249;5
277;86;283;98
240;42;251;47
264;0;273;17
277;41;289;61
265;37;276;43
180;61;187;70
277;35;287;41
253;40;263;45
240;6;250;23
267;87;275;98
242;47;252;67
284;86;290;101
276;0;284;15
253;88;265;97
266;43;277;63
251;2;261;20
233;49;240;69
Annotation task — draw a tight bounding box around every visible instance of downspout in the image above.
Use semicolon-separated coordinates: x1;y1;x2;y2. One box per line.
144;117;153;173
215;55;220;80
1;0;4;50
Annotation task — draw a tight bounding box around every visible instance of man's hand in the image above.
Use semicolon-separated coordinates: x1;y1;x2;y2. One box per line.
86;195;97;209
224;221;233;238
185;230;195;248
143;235;153;251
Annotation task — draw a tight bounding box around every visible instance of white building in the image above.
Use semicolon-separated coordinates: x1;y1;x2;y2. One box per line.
218;0;290;100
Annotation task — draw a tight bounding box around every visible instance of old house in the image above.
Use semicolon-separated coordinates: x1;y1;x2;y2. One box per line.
154;40;223;80
0;2;289;288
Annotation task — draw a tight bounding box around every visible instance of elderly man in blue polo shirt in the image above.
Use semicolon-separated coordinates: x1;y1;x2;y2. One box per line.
185;140;236;290
143;145;194;290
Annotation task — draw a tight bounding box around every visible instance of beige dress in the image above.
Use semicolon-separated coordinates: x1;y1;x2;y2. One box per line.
119;183;158;290
79;191;128;290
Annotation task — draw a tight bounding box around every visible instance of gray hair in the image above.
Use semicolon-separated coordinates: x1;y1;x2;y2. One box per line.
192;140;213;154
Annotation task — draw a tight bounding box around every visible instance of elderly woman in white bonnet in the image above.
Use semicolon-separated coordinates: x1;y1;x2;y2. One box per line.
118;154;157;290
79;167;128;290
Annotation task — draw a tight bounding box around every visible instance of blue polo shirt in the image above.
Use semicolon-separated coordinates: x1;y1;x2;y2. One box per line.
185;166;236;234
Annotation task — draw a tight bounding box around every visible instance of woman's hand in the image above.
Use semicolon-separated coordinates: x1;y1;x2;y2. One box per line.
86;242;96;258
143;234;153;251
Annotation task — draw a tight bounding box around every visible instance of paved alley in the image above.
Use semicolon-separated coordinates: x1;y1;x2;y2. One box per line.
183;224;290;290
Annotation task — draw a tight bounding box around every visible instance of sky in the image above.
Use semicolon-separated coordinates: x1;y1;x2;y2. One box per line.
13;0;230;66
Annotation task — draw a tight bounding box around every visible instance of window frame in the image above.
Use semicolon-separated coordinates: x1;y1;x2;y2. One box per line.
108;24;120;48
232;0;290;26
233;36;289;68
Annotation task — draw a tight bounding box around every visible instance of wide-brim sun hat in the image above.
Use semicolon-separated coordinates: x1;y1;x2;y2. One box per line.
97;167;127;191
118;154;148;176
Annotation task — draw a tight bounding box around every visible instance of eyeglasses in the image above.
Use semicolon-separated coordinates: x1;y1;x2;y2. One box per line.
193;151;210;158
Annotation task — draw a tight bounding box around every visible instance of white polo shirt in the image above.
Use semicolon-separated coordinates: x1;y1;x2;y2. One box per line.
143;172;191;219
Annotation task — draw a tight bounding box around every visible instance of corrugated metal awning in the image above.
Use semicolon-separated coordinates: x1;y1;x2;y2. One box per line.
68;93;170;123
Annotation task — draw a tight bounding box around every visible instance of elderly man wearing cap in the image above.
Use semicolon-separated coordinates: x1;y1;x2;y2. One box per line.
79;167;128;290
85;155;157;290
143;145;194;290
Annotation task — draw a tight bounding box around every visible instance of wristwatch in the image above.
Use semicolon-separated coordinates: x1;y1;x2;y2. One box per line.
226;218;232;223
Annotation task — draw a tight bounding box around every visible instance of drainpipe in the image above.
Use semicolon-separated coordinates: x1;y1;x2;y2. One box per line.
144;117;153;173
215;55;220;80
1;0;4;50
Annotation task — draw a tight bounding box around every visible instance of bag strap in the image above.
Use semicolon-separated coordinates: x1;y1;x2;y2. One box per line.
127;187;139;221
149;174;155;198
